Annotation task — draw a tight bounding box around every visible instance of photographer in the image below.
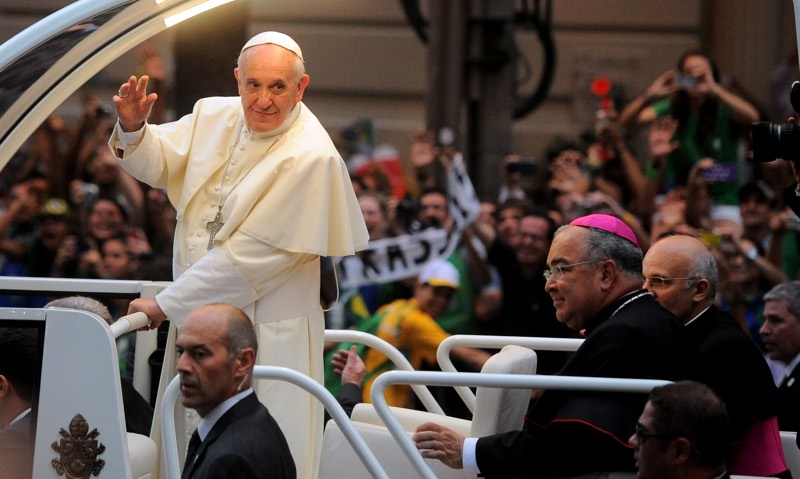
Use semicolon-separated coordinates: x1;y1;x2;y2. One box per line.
620;50;760;210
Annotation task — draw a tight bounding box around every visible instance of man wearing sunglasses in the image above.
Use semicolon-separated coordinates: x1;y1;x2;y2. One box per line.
414;214;693;478
643;235;786;477
629;381;730;479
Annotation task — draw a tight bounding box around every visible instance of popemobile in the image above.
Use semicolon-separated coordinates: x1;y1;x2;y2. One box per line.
2;1;800;479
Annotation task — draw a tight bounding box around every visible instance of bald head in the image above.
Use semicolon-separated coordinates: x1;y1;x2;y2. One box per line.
643;235;717;323
189;304;258;358
177;304;257;417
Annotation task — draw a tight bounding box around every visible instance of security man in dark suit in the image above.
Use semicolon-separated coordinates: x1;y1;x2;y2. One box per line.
178;304;295;479
760;281;800;433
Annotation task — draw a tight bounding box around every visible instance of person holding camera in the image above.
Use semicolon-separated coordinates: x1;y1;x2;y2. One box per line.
620;50;760;212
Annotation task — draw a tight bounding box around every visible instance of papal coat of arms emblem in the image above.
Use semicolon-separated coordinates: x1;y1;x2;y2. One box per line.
51;414;106;478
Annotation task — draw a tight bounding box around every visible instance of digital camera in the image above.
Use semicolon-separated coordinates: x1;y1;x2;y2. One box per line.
752;82;800;163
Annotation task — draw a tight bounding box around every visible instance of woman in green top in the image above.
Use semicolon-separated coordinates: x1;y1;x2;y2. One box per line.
620;50;760;206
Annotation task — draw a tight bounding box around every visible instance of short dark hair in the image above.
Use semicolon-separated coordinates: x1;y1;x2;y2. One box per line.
0;328;38;402
419;186;448;201
648;381;730;469
218;305;258;359
522;209;557;242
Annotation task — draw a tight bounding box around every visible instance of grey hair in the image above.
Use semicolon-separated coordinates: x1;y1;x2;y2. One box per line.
556;225;643;280
764;281;800;320
45;296;113;325
687;247;719;297
236;49;306;83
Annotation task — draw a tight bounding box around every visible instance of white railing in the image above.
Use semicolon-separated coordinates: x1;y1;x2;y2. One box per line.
436;335;584;413
161;366;389;479
370;371;670;479
324;329;445;415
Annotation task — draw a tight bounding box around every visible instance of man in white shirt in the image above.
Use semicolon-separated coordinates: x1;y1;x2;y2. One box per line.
109;31;368;479
177;304;295;479
760;281;800;432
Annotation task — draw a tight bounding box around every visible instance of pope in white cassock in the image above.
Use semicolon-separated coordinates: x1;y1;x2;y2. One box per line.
108;32;369;479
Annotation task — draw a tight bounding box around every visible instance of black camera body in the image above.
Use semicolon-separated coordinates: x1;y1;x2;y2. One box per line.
752;81;800;162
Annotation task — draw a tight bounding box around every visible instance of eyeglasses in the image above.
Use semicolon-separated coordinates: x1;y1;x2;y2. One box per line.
643;276;698;289
543;260;602;281
634;423;678;443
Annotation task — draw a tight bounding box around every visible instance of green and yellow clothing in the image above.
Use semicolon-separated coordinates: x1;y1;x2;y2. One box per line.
362;298;451;407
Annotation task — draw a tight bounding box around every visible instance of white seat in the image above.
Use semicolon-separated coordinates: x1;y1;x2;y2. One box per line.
322;346;537;479
319;420;464;479
781;431;800;479
352;345;537;436
127;432;158;479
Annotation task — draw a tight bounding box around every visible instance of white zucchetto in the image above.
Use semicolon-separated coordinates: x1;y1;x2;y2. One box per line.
241;31;304;62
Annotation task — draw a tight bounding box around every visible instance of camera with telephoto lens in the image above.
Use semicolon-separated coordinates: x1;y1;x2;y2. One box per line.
752;81;800;163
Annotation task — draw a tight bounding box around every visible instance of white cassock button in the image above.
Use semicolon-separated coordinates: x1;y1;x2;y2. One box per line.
196;232;202;237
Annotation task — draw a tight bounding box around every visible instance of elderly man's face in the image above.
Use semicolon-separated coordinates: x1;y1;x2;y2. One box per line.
544;227;603;330
760;299;800;364
642;237;699;324
235;44;309;133
176;310;238;417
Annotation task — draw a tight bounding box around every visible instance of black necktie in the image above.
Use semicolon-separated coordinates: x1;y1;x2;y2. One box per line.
184;430;202;473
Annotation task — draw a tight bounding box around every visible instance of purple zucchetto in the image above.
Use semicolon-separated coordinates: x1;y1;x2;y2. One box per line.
570;214;640;248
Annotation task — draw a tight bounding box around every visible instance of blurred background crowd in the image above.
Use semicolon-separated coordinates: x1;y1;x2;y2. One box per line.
2;38;800;409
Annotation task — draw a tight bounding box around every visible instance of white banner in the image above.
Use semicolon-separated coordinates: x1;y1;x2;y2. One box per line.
338;153;480;289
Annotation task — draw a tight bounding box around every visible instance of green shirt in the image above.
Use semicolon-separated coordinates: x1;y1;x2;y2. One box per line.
652;98;743;205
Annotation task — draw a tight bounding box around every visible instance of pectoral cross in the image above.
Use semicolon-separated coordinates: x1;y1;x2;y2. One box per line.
206;210;225;250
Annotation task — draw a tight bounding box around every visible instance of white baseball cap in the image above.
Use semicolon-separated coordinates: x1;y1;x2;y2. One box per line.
419;260;460;289
241;31;304;62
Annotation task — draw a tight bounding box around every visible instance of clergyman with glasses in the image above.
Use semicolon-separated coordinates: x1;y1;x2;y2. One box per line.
414;214;694;478
643;234;787;477
108;32;368;479
629;381;731;479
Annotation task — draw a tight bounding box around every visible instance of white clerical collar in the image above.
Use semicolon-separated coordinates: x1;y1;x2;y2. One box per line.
684;305;712;326
243;101;302;140
196;388;254;441
8;408;31;427
783;354;800;382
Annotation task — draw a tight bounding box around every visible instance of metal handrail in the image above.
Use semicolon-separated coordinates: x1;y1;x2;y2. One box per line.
325;329;445;415
161;366;389;479
370;371;669;479
109;311;150;338
436;335;584;413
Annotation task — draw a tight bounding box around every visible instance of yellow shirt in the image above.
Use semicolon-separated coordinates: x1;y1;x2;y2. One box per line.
362;298;451;407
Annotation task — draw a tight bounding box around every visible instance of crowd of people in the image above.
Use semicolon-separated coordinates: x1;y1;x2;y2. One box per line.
3;36;800;478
